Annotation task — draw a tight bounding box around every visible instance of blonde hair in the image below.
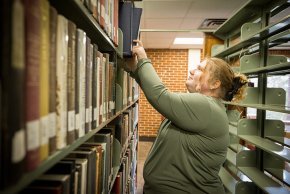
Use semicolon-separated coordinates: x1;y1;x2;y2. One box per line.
204;57;248;102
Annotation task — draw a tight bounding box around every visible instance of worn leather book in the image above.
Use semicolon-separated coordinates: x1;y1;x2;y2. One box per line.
67;20;77;145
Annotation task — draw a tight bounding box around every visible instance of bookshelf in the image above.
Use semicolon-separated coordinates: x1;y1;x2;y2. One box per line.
212;0;290;193
0;0;141;193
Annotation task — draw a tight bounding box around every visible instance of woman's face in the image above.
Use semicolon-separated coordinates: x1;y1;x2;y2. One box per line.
185;60;211;93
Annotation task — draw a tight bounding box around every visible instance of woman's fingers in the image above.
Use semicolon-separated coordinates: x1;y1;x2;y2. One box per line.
133;39;143;47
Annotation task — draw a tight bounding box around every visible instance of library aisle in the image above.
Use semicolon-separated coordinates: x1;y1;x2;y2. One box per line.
137;141;153;194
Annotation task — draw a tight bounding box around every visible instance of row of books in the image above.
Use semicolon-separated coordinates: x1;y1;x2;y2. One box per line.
80;0;119;46
0;0;139;189
20;105;139;194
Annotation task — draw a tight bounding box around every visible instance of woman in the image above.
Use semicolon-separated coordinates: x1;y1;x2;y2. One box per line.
128;40;247;194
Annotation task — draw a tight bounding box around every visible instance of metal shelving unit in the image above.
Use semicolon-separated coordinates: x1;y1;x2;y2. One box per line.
212;0;290;193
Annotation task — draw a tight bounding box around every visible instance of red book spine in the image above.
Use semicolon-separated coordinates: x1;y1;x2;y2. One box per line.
23;0;41;172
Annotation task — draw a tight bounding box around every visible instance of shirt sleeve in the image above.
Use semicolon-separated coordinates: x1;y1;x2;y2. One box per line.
131;59;211;132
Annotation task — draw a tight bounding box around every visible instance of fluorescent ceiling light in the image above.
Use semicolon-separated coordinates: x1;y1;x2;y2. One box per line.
173;38;204;45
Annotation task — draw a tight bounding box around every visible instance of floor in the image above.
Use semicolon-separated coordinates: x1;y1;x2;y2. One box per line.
137;141;153;194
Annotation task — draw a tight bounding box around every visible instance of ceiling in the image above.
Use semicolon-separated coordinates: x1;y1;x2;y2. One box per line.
134;0;248;49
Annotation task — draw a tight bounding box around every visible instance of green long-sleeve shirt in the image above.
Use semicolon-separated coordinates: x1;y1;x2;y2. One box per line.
131;59;229;194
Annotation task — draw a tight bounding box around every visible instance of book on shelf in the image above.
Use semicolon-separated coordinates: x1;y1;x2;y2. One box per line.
87;134;111;193
23;0;41;172
96;50;103;125
113;0;119;46
39;0;50;162
63;158;88;194
20;174;71;194
85;37;92;134
48;6;58;155
0;0;26;188
92;44;99;129
104;53;110;121
99;0;105;30
76;29;86;138
67;20;77;145
111;173;122;194
69;150;96;194
76;146;98;194
45;160;76;194
79;143;104;194
56;14;68;150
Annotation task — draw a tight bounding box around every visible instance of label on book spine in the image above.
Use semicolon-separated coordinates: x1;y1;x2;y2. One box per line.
86;108;89;123
27;120;40;150
12;129;26;163
49;112;56;138
40;115;49;144
68;110;75;132
75;113;80;131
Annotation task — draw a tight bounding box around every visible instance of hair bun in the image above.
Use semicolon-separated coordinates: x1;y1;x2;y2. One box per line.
226;74;248;101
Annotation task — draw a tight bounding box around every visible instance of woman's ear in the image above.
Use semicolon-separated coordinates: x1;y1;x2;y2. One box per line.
210;80;221;90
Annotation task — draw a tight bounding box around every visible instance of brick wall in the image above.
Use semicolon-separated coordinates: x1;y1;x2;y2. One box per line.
138;49;188;137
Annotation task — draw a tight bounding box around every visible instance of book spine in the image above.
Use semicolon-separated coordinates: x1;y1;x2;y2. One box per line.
113;0;118;45
102;55;106;122
1;0;26;187
39;0;50;162
56;15;68;149
77;30;86;137
48;6;57;155
92;45;98;129
97;51;103;125
67;20;76;145
85;37;91;133
23;0;41;172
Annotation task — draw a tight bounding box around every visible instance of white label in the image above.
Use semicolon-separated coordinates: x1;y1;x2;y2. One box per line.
26;120;40;150
129;96;132;103
109;101;114;112
101;5;105;18
100;104;103;116
75;113;80;130
68;110;75;132
86;108;89;123
49;113;56;138
98;1;100;14
40;115;49;145
12;129;25;162
92;0;97;6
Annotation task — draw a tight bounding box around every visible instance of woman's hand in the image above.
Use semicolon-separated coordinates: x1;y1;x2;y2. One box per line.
132;40;147;60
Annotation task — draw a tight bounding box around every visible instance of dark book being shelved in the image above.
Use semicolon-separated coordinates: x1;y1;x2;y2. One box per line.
118;1;133;57
119;2;142;58
0;0;26;188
